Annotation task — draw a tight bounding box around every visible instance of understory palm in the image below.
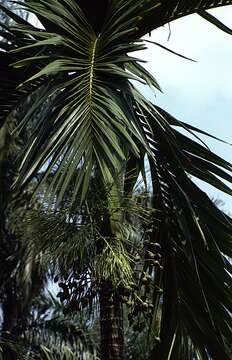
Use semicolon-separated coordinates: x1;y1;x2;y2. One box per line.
0;1;232;359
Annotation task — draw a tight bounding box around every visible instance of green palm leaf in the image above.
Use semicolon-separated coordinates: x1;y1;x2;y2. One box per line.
137;0;232;37
1;1;231;203
24;1;232;38
131;97;232;360
0;9;49;130
3;0;164;202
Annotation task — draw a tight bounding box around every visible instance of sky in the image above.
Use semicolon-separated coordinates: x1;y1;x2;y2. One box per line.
138;6;232;213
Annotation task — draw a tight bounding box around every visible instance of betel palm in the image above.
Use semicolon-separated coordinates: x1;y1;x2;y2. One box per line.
0;1;232;359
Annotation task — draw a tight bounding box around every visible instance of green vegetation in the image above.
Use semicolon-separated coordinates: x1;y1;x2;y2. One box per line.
0;1;232;359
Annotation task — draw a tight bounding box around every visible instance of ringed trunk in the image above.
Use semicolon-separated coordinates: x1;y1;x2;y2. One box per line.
99;281;124;360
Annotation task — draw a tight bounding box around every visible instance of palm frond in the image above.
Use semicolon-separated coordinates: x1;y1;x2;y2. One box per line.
131;97;232;360
5;0;164;203
2;1;231;204
24;1;232;38
137;0;232;37
0;5;43;127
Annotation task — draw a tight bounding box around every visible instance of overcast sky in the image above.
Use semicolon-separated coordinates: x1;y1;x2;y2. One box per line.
139;6;232;213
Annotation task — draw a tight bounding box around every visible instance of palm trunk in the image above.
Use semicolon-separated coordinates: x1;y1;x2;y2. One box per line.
99;281;124;360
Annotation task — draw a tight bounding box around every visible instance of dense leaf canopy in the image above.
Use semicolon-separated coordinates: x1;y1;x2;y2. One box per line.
0;1;232;359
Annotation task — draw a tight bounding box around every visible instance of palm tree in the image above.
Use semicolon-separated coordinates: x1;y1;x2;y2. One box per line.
21;173;151;359
1;1;232;359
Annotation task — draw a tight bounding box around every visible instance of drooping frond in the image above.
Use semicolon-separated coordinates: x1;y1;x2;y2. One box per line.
131;96;232;360
0;5;43;127
1;0;163;202
1;1;231;204
24;1;232;38
137;0;232;37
